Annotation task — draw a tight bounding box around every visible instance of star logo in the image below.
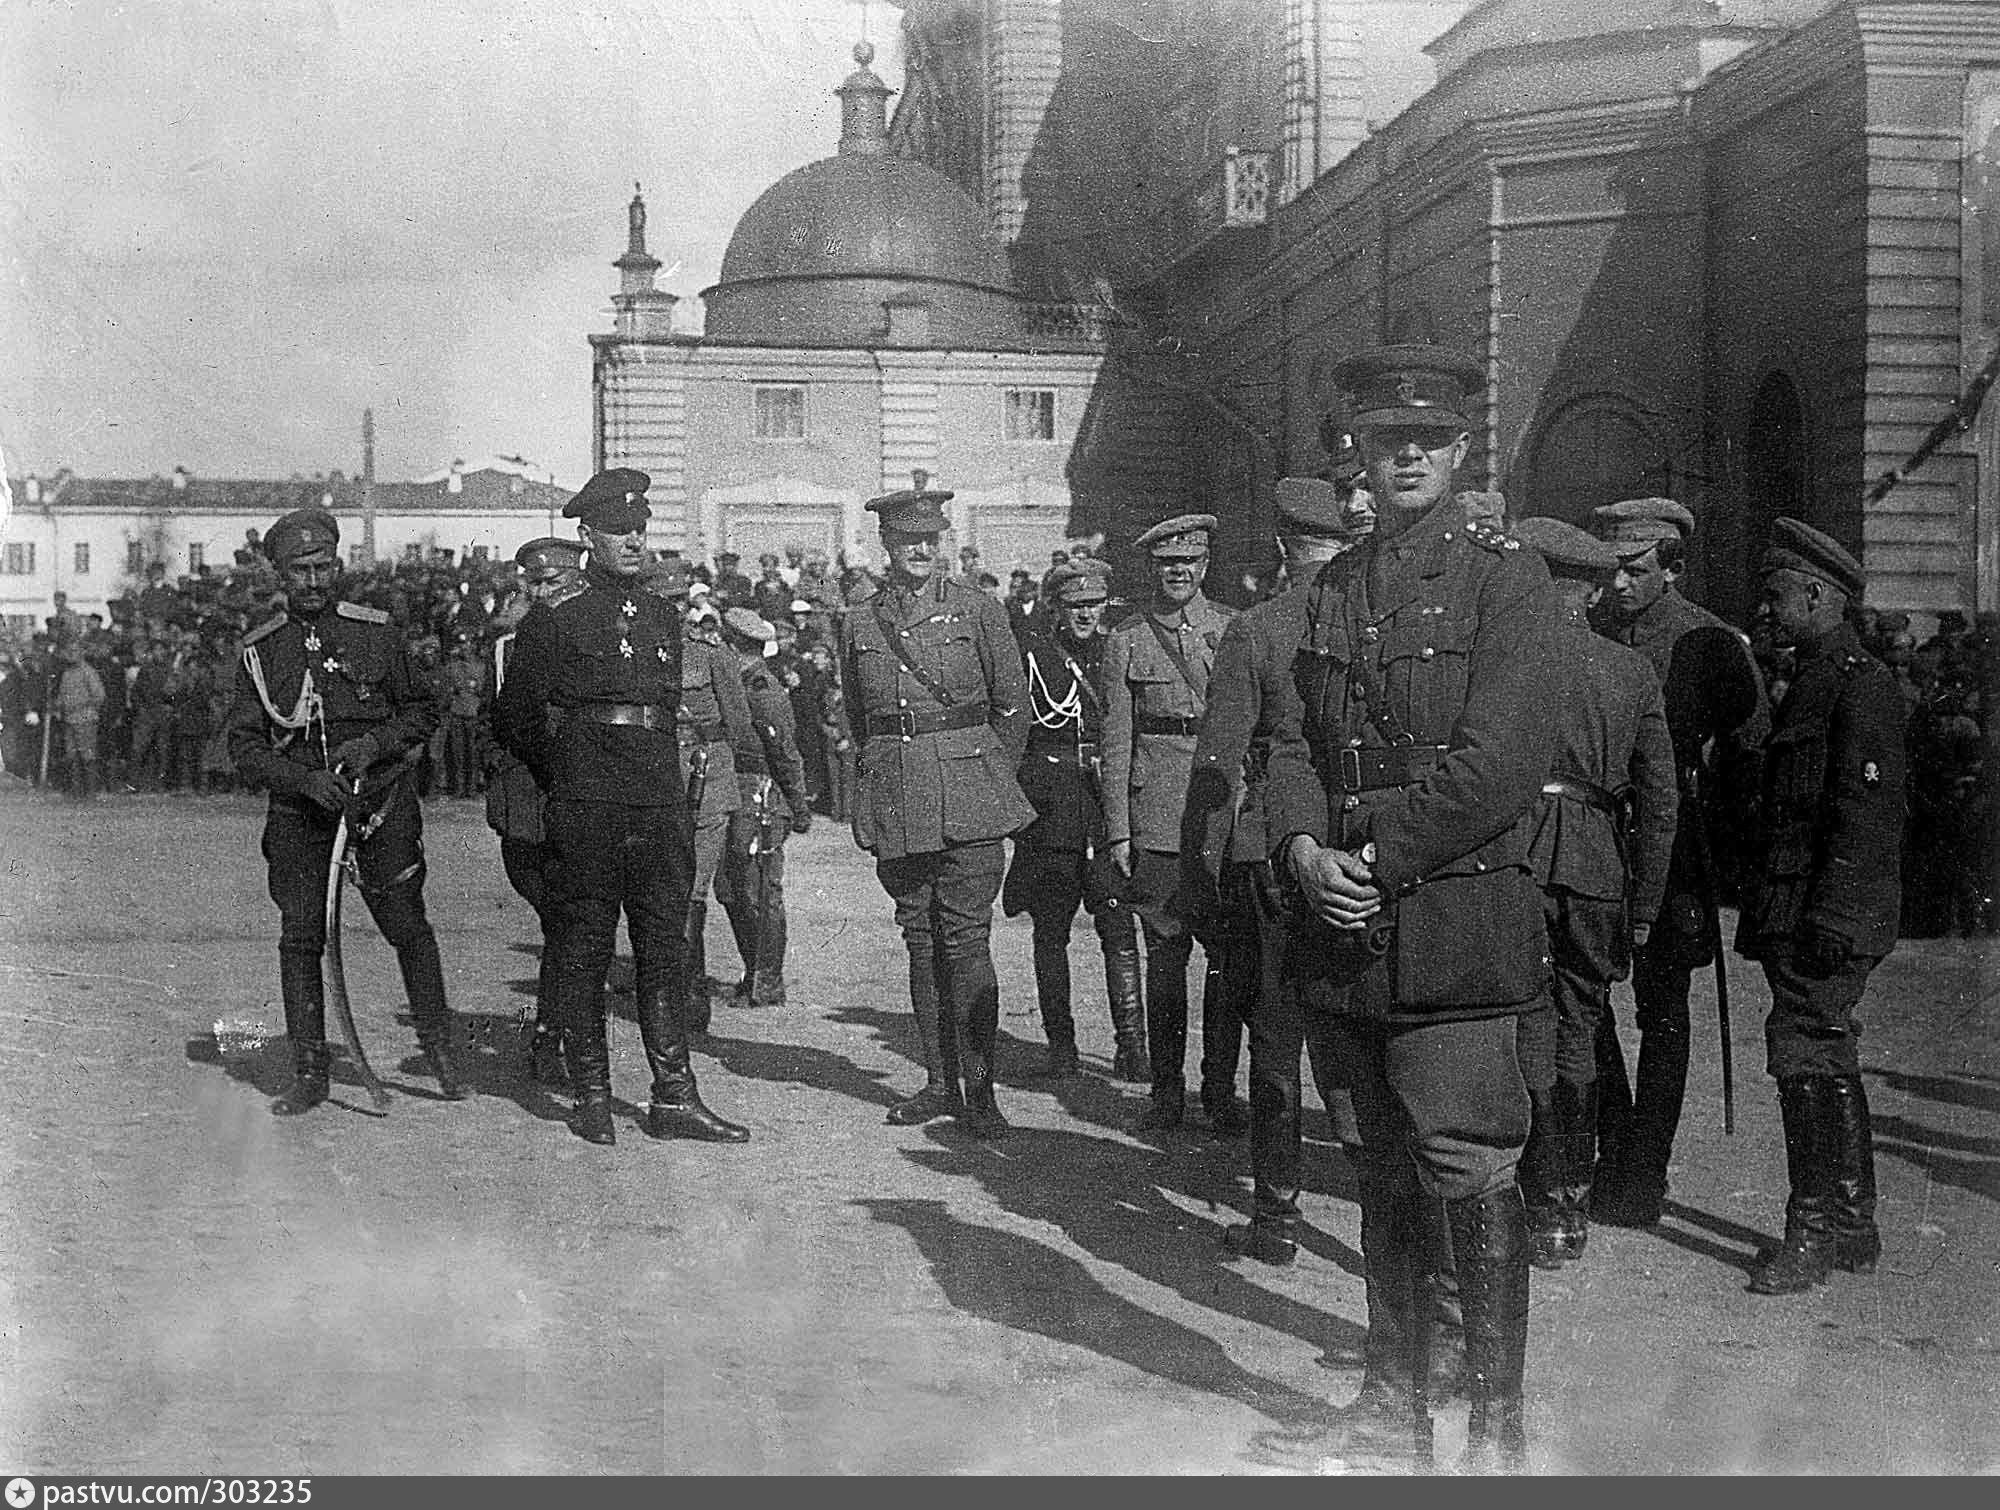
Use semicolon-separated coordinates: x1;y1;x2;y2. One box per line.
7;1479;36;1508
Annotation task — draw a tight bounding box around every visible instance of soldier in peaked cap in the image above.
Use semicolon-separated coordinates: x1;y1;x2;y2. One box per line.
837;472;1035;1137
1263;345;1560;1470
1507;516;1678;1270
1187;476;1372;1265
713;606;813;1009
494;468;750;1147
226;506;468;1114
1737;517;1905;1294
1004;554;1147;1081
1587;495;1770;1229
1102;512;1248;1134
485;536;587;1085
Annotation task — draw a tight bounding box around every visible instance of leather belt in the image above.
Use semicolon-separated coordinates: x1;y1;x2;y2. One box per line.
1027;735;1098;762
1541;776;1622;816
572;703;672;730
1137;715;1202;737
1336;743;1449;792
677;719;727;743
865;703;990;738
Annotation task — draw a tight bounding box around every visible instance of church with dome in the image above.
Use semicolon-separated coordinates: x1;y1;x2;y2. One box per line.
587;40;1106;575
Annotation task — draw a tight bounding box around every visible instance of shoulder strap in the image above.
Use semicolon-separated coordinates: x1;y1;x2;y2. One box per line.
241;613;286;649
335;600;389;624
871;598;960;708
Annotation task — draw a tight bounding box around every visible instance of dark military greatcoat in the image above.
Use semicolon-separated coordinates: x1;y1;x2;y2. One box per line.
1015;629;1109;853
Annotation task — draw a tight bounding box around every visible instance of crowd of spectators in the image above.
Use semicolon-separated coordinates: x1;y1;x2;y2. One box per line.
10;529;1987;939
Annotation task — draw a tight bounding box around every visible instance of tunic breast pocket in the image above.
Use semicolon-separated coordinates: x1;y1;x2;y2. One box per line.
1379;616;1471;738
910;619;980;702
336;647;391;711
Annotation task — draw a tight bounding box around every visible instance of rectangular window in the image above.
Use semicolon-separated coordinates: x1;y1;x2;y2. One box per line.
187;542;205;571
126;540;145;574
73;543;90;575
3;542;34;574
1003;388;1057;441
4;613;33;636
349;545;369;569
753;385;807;440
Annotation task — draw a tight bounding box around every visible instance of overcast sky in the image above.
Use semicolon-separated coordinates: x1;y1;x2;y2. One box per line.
1;0;1458;489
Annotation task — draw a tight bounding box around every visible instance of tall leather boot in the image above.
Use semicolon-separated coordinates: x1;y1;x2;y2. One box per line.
1520;1087;1563;1268
565;1012;615;1146
272;949;330;1116
1419;1191;1467;1401
638;981;749;1142
1032;922;1080;1077
396;926;467;1100
1325;1149;1434;1472
1223;1182;1301;1266
749;881;788;1007
1825;1076;1880;1274
1553;1078;1599;1265
1103;929;1148;1082
1591;1011;1633;1200
960;1046;1009;1140
1749;1076;1838;1294
1448;1184;1531;1475
1199;944;1251;1135
1135;935;1190;1130
886;944;963;1125
683;901;714;1033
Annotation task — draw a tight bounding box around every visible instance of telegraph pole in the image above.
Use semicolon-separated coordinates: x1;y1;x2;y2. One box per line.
362;408;377;567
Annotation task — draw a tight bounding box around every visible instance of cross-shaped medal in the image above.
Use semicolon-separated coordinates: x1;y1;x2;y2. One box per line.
621;599;638;619
304;629;321;652
620;639;634;659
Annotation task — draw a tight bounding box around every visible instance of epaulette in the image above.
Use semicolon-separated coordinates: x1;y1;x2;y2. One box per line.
240;613;287;649
1465;519;1521;554
335;600;390;624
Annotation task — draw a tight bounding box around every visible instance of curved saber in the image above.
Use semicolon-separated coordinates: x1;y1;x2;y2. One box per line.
325;805;393;1111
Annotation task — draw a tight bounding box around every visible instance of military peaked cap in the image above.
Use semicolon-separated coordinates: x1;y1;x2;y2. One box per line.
866;469;955;534
563;467;652;533
1273;477;1362;538
1512;515;1620;575
515;536;586;576
265;507;340;567
1047;556;1113;604
722;606;777;644
641;557;692;600
1134;513;1217;558
1593;497;1696;559
1762;516;1865;599
1330;343;1486;432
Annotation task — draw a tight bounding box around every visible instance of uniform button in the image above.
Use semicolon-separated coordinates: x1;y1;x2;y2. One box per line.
898;698;907;707
1420;646;1435;660
1443;531;1453;541
1348;737;1363;748
1342;795;1361;812
1474;860;1486;871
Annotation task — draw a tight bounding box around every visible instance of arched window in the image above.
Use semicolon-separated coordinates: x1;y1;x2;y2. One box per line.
1744;370;1810;566
1521;396;1674;525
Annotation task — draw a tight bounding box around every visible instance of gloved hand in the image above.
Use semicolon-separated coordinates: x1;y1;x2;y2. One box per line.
300;769;352;814
1797;924;1851;978
789;801;813;835
329;735;380;774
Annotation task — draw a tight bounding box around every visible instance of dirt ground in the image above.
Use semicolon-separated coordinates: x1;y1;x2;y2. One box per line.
0;782;1995;1475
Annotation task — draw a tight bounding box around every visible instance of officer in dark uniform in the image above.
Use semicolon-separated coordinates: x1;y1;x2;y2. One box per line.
1737;518;1906;1294
1265;345;1559;1471
492;469;750;1148
484;536;587;1084
837;476;1035;1138
1588;497;1769;1226
1509;517;1679;1269
713;607;813;1009
678;596;757;1014
1002;556;1146;1080
227;507;466;1114
1188;475;1374;1264
1102;514;1246;1132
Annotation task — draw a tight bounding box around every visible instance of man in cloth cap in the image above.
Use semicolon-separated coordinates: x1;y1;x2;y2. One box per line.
1002;554;1147;1081
1188;474;1374;1264
1264;344;1559;1471
226;506;468;1114
1102;512;1245;1133
1588;496;1770;1227
493;469;750;1148
1508;516;1678;1269
712;607;813;1009
675;576;758;1022
484;536;587;1085
837;471;1035;1138
1736;518;1905;1294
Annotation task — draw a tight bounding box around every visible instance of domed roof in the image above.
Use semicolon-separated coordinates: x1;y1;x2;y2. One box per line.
716;152;1012;292
701;43;1022;349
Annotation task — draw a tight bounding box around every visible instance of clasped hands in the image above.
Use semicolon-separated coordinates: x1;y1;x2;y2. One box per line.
1285;835;1384;930
301;736;377;813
